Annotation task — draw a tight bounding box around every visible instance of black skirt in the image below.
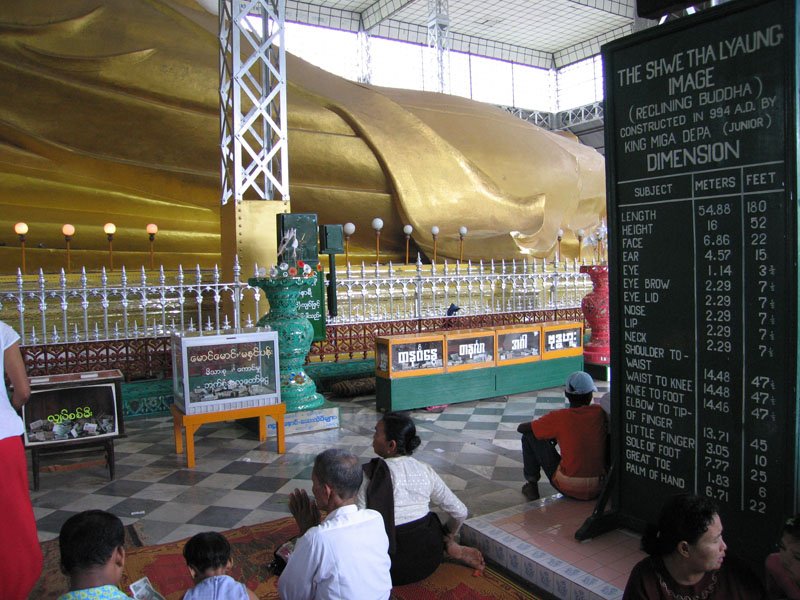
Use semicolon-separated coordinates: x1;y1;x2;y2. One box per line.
390;511;445;586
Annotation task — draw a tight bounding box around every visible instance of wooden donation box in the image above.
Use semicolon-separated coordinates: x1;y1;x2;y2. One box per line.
23;369;124;490
172;330;281;415
377;322;584;411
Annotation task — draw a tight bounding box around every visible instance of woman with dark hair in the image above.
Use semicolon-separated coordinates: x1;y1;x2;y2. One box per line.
765;514;800;599
623;494;766;599
357;412;485;585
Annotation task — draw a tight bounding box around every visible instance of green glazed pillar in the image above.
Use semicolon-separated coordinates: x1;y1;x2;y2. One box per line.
249;276;324;412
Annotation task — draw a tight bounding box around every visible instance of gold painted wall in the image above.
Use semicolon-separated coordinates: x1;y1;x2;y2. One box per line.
0;0;605;274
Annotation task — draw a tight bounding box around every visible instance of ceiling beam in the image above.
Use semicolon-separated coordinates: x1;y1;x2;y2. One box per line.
285;0;651;70
362;0;420;31
567;0;636;18
553;23;631;67
287;1;361;32
284;6;555;70
370;18;554;69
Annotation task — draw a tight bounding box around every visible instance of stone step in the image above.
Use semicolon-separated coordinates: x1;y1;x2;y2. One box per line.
461;495;644;600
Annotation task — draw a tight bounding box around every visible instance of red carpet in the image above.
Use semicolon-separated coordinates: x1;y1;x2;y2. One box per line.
40;517;539;599
120;517;298;598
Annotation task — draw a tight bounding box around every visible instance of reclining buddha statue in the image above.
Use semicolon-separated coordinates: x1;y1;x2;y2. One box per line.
0;0;605;272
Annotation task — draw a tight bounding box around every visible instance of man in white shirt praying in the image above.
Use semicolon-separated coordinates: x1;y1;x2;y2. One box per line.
278;449;392;600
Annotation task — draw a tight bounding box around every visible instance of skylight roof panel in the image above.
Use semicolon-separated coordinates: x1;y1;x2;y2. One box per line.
292;0;634;64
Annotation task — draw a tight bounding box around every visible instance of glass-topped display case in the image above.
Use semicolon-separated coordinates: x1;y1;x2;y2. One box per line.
172;329;281;415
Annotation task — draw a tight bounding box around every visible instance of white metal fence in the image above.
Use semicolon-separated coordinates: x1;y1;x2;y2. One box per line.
0;257;593;345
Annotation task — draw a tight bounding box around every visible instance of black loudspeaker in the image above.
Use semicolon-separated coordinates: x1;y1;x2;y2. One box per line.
319;224;344;254
318;224;344;317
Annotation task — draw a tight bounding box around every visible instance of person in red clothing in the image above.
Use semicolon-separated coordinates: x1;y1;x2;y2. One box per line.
516;371;607;501
0;320;42;600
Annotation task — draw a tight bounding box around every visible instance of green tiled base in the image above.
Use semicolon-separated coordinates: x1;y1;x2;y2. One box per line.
495;359;582;396
304;360;375;391
376;357;583;412
122;379;173;418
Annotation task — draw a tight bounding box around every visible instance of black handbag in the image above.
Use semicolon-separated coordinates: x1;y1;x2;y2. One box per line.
268;538;297;575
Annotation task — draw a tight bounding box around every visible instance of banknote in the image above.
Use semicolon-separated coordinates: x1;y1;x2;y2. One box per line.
130;576;166;600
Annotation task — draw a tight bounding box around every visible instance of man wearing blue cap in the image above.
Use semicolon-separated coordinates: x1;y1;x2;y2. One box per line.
516;371;607;501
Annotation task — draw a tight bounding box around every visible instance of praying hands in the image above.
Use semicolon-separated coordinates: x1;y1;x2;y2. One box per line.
288;488;322;536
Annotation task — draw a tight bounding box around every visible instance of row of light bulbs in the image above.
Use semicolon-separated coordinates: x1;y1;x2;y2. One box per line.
12;222;160;274
344;220;468;238
13;222;159;240
348;220;602;264
343;221;469;265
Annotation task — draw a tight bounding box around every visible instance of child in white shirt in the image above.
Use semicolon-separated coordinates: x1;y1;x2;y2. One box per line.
182;532;257;600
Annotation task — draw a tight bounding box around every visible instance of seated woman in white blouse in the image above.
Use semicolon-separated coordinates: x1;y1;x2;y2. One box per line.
357;412;485;585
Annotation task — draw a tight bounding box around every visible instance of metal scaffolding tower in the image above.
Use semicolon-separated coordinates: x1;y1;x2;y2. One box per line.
219;0;289;204
357;19;372;85
426;0;450;93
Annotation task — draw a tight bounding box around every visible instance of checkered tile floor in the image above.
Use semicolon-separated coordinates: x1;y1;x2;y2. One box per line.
30;381;609;545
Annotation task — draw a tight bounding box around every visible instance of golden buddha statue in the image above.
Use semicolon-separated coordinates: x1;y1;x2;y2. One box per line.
0;0;604;274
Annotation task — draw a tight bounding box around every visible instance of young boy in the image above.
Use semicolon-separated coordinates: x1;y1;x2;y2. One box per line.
182;532;257;600
58;510;132;600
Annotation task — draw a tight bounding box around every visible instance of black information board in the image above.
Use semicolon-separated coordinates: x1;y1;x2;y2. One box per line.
603;0;797;563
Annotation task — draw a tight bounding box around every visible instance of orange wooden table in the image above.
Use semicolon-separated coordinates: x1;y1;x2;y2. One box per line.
170;403;286;468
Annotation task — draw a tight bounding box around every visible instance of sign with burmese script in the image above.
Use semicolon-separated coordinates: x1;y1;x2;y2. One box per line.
172;330;280;415
295;268;326;342
603;0;797;564
375;334;446;378
393;341;443;371
445;330;496;372
497;326;541;365
541;322;583;359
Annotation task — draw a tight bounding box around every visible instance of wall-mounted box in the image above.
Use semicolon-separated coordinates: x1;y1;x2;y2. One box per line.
319;224;344;254
22;370;124;448
172;330;281;415
375;334;445;379
496;325;542;365
541;321;584;360
444;328;496;372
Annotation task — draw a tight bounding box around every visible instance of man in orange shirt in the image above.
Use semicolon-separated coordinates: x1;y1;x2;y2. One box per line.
517;371;607;501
